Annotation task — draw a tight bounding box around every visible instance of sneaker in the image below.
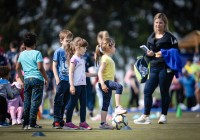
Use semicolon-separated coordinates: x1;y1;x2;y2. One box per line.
60;120;65;127
23;125;31;130
29;124;42;128
179;103;187;111
12;119;17;125
0;122;10;127
17;119;22;125
53;121;62;129
133;114;151;124
191;104;200;111
79;122;92;130
115;106;127;114
158;114;167;124
63;122;79;130
99;122;113;130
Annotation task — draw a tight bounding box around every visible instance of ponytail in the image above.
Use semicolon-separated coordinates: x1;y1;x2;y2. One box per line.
66;41;75;65
95;44;103;66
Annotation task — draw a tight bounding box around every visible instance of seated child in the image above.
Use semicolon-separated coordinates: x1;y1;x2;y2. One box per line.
8;82;24;125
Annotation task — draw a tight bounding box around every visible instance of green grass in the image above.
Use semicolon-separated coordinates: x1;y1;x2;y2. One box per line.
0;112;200;140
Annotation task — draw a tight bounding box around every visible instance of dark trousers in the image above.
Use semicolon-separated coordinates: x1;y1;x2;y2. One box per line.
170;88;185;108
144;65;174;115
0;96;7;123
127;87;139;108
99;80;123;111
23;78;44;126
86;77;95;112
187;96;196;109
66;85;87;123
54;80;70;122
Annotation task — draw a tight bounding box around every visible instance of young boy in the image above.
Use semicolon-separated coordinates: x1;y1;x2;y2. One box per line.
52;29;73;129
16;32;48;130
0;66;14;127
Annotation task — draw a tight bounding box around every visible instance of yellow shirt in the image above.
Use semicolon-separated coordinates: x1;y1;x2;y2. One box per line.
100;55;115;81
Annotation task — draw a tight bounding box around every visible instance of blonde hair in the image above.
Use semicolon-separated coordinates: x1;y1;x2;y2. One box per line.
66;37;88;64
153;13;169;32
95;37;115;65
95;31;110;66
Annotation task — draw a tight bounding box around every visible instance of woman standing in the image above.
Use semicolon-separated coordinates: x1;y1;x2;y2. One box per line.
134;13;181;124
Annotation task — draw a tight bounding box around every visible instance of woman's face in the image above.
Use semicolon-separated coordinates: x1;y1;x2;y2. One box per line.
154;18;165;33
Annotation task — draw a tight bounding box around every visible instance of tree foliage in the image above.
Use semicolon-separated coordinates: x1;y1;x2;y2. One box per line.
0;0;199;67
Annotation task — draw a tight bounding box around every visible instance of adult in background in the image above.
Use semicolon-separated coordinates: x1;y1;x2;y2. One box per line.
134;13;182;124
6;40;19;82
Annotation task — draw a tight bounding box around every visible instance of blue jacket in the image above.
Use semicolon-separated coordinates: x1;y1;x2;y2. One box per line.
161;48;183;78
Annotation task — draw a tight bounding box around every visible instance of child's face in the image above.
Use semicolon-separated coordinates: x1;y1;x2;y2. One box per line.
78;46;87;56
43;63;51;70
62;37;72;48
110;43;116;55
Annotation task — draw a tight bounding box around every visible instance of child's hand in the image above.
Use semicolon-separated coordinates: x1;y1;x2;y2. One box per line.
44;80;48;87
55;77;60;85
70;86;75;95
101;83;109;93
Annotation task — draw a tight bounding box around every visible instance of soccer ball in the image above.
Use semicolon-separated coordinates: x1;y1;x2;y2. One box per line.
111;114;128;130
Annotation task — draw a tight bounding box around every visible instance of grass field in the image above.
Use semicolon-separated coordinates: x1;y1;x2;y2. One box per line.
0;111;200;140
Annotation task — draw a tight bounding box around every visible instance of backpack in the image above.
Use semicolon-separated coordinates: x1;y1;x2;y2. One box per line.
134;55;149;83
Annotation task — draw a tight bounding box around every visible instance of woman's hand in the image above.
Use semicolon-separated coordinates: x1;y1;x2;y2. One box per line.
147;50;155;57
155;51;162;58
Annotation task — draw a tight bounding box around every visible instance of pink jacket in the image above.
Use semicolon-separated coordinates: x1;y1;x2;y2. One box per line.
8;95;23;108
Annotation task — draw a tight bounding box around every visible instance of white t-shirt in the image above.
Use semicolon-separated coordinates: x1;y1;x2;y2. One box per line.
70;55;86;86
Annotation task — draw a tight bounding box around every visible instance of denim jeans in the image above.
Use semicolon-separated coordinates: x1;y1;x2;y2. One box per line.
99;80;123;111
66;85;87;123
23;78;44;126
144;65;174;115
54;80;70;122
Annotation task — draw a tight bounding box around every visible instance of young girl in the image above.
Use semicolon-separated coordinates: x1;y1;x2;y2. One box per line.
16;32;48;130
63;37;96;130
8;81;23;125
95;37;127;129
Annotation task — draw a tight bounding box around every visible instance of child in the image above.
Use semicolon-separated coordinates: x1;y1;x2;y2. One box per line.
41;57;55;116
92;31;114;121
0;66;14;127
95;37;127;129
8;82;23;125
52;29;73;129
63;37;96;130
179;69;196;110
16;32;48;130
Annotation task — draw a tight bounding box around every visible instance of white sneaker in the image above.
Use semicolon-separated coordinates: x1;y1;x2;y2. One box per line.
115;106;127;114
191;104;200;111
158;114;167;124
133;114;151;124
12;119;17;125
179;103;187;110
